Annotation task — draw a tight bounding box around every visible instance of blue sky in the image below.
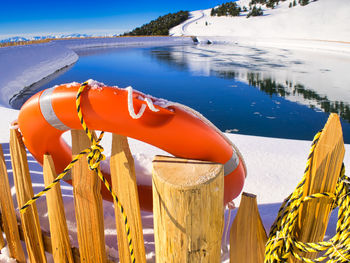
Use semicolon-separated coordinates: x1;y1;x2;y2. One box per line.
0;0;223;39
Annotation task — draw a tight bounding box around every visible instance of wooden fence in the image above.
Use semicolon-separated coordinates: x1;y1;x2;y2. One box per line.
0;113;345;262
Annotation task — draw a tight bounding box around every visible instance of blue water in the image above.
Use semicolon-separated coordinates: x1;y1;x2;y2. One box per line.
10;44;350;143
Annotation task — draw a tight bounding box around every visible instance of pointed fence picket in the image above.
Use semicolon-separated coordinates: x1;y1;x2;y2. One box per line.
0;128;146;262
43;154;74;262
0;144;25;262
71;129;107;262
9;128;47;262
230;193;267;263
291;113;345;262
0;113;345;262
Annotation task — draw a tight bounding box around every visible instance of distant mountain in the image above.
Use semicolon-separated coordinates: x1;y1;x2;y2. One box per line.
0;36;29;43
60;33;91;39
0;33;92;43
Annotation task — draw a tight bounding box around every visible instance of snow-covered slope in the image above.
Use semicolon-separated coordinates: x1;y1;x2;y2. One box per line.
170;0;350;42
0;42;78;107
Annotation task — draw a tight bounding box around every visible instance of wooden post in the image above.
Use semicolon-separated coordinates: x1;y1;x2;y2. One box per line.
230;193;267;263
152;156;224;263
0;144;26;262
110;134;146;263
71;130;107;263
43;154;74;263
9;128;47;262
292;113;345;262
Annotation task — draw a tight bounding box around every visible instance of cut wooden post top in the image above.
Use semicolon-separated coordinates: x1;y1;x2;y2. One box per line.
242;192;257;199
153;155;223;187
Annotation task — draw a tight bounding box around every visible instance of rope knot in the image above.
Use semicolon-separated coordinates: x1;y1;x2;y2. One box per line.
87;143;105;170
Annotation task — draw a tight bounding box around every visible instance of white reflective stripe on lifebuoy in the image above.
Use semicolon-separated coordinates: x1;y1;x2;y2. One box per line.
39;87;72;180
224;149;239;176
39;87;70;131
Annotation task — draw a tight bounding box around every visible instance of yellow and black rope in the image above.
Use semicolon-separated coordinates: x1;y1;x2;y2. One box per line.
265;130;350;262
20;81;136;263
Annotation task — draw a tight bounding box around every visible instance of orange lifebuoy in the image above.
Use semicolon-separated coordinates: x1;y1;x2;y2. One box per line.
18;81;246;211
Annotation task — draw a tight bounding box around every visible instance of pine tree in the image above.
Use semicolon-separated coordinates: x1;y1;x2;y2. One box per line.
211;2;241;17
246;6;263;18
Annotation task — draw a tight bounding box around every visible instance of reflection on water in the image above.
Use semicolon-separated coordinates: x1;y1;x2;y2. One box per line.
8;44;350;143
247;73;350;122
150;44;350;123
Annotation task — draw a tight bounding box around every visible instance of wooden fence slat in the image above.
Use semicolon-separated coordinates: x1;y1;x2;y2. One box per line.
43;154;74;263
0;228;4;250
9;128;47;262
292;113;345;262
110;134;146;263
71;130;107;263
0;144;26;262
0;229;4;254
230;192;267;263
152;155;224;263
7;218;117;263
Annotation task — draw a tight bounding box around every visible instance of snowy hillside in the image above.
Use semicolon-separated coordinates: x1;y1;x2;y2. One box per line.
170;0;350;42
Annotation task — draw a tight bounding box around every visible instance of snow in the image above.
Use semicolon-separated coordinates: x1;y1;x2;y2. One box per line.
171;0;350;43
0;0;349;261
0;42;78;108
52;36;193;51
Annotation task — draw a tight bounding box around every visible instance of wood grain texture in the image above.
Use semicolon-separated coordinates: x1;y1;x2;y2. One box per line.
71;130;107;263
9;128;47;262
0;144;25;262
230;192;267;263
110;134;146;263
292;113;345;262
0;227;4;250
43;154;74;263
152;155;224;263
7;217;118;263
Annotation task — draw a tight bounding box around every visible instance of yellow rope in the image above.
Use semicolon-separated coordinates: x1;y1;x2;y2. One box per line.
265;130;350;263
20;81;136;263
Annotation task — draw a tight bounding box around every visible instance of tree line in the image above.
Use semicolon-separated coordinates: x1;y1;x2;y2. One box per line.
123;11;189;36
210;1;264;18
210;0;313;18
210;2;241;16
